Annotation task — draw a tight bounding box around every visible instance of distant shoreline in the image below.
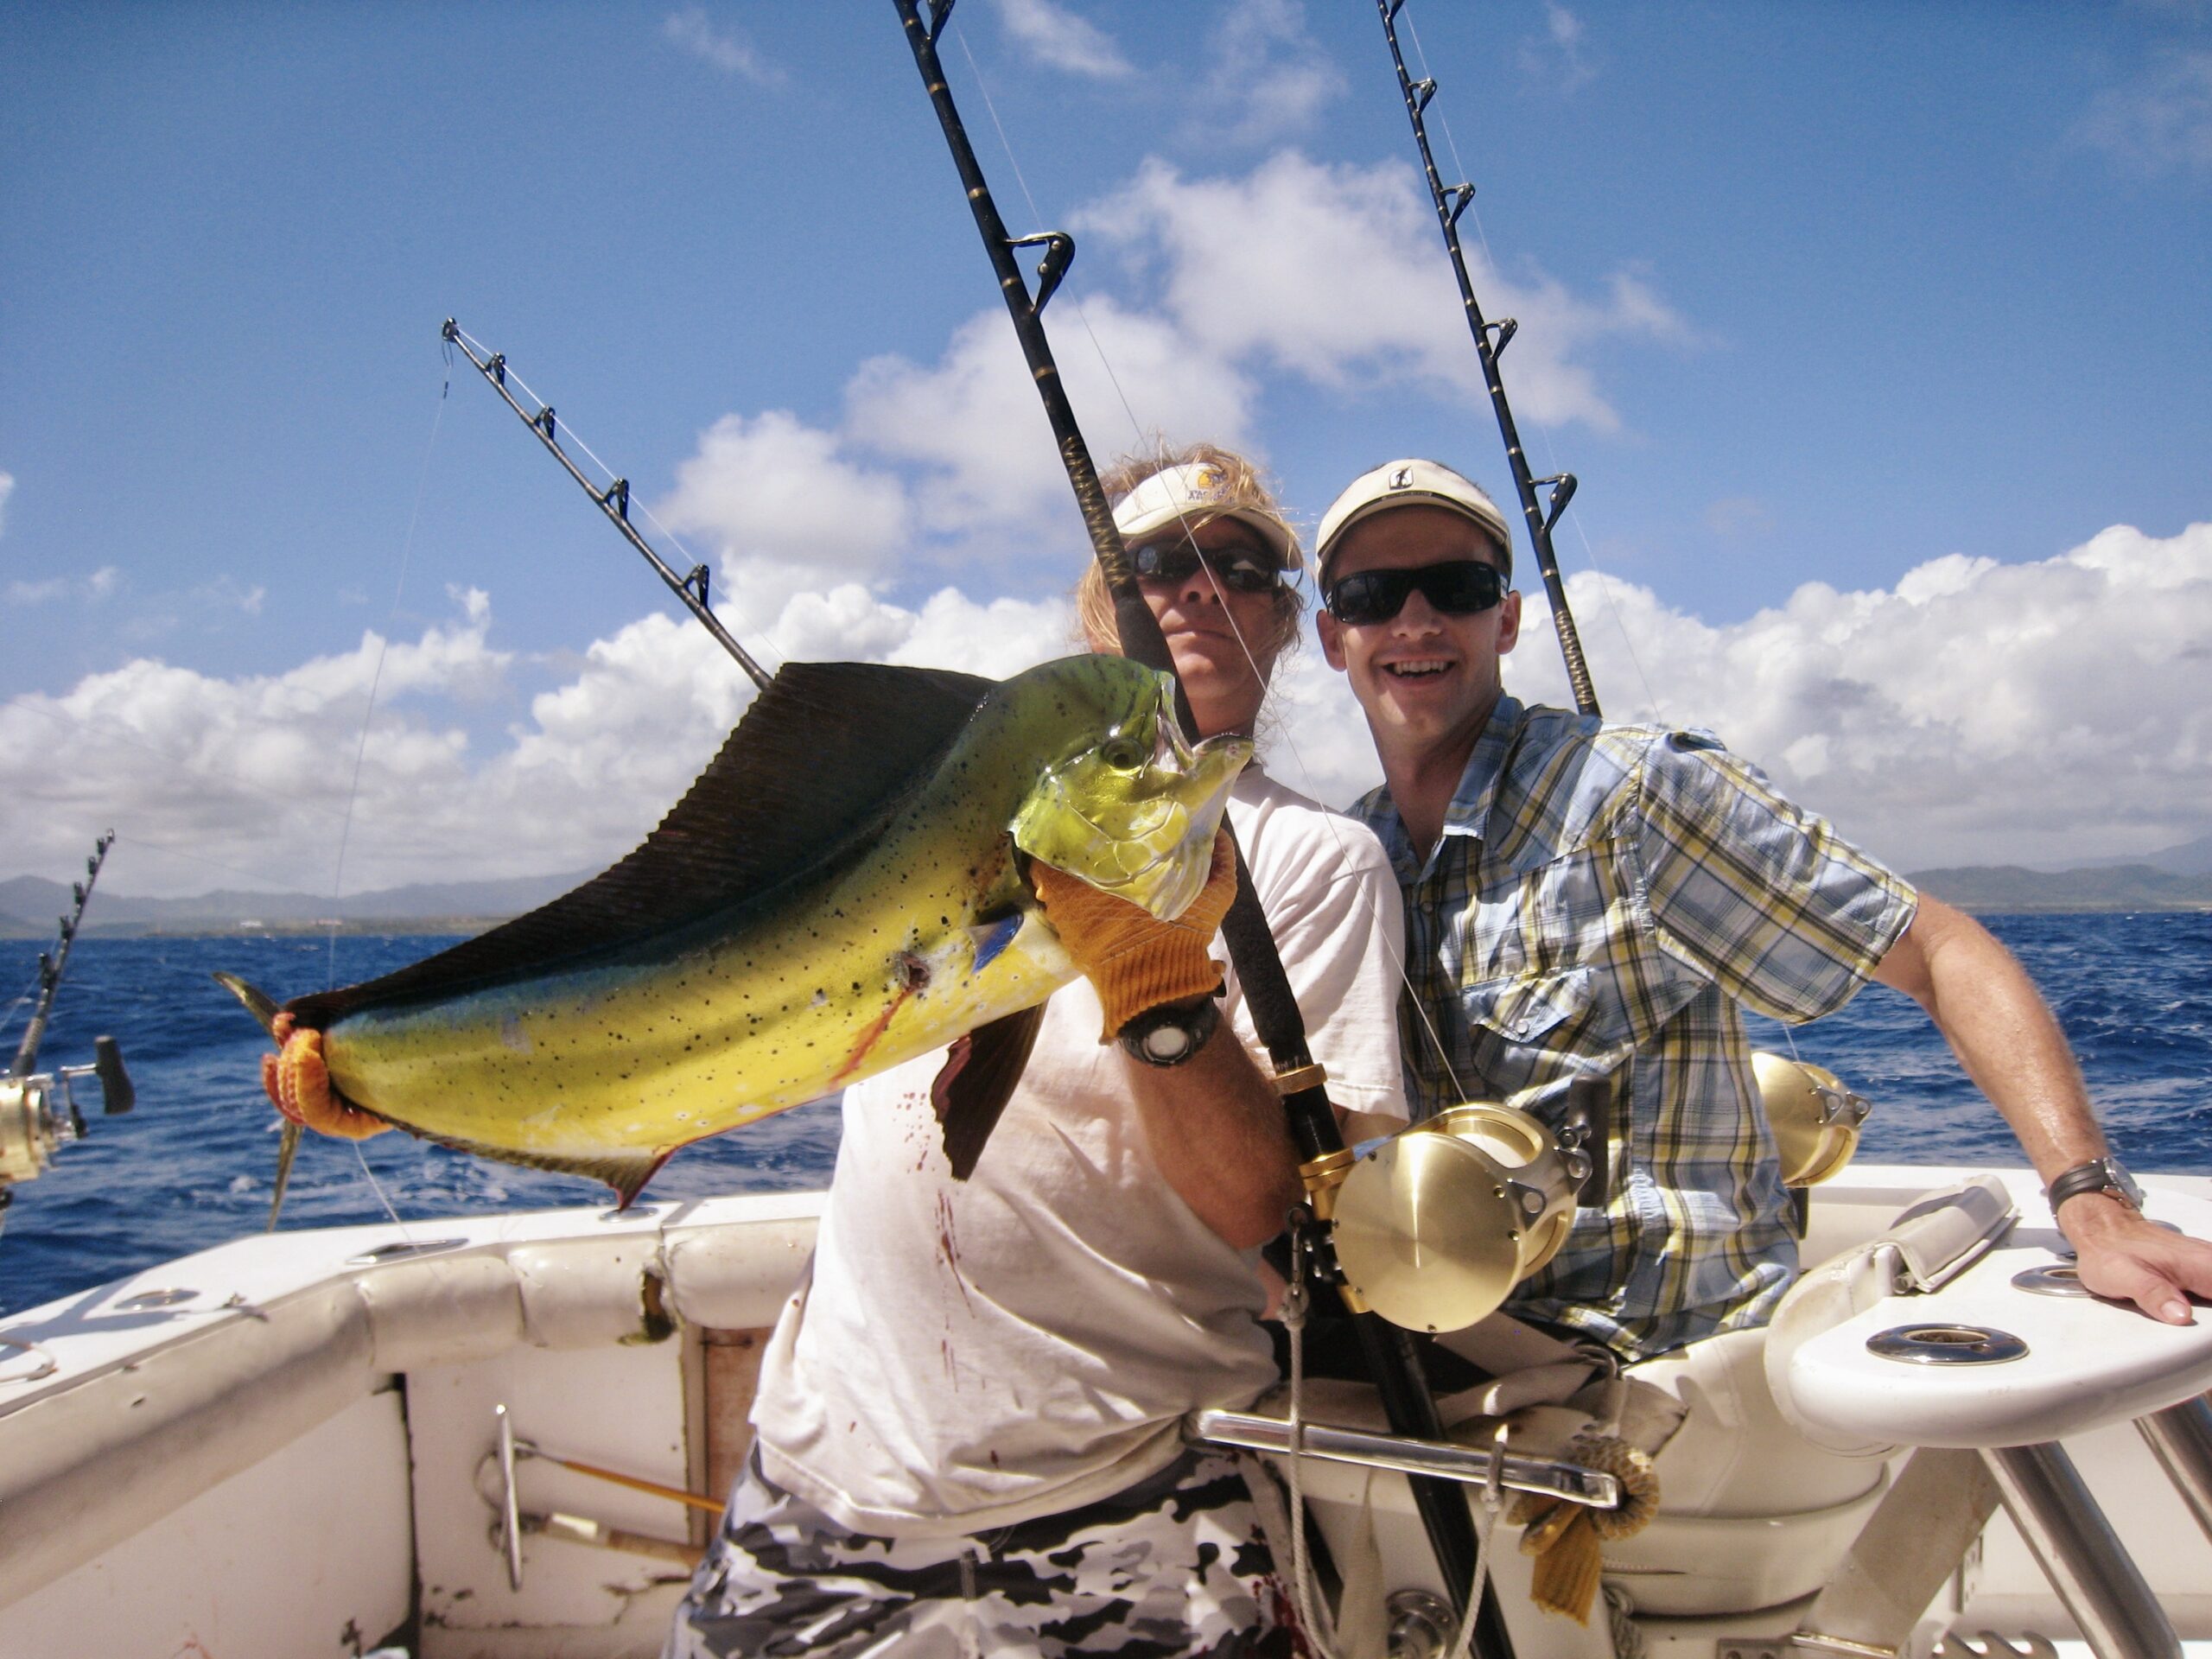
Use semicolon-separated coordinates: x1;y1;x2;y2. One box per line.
5;858;2210;939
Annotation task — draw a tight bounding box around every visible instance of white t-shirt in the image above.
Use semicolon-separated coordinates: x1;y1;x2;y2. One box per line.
747;768;1408;1538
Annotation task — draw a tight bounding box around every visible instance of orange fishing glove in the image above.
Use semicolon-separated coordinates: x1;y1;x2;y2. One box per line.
1030;829;1238;1039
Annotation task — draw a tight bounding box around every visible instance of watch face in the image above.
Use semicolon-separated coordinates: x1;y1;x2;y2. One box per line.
2106;1157;2145;1208
1137;1023;1193;1062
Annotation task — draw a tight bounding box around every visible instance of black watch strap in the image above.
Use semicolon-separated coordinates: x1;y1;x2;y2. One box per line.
2045;1155;2142;1214
1120;997;1221;1067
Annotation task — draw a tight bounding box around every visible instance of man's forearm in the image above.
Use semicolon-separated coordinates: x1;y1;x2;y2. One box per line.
1871;897;2103;1179
1122;1029;1303;1251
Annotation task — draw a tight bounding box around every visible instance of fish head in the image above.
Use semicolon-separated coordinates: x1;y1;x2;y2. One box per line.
1009;660;1252;920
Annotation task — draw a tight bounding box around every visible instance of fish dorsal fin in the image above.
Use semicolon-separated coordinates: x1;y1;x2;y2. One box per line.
287;662;995;1026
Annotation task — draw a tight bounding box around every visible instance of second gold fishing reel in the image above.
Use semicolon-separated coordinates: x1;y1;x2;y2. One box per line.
1304;1052;1872;1336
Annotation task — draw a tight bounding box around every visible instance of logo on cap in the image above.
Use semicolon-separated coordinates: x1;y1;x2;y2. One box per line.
1388;466;1414;490
1185;464;1224;501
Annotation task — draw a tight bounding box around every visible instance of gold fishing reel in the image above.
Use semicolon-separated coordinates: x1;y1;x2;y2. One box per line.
1752;1051;1870;1188
1327;1103;1582;1335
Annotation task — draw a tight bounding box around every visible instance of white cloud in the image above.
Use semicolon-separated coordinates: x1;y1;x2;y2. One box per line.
646;149;1675;589
2071;50;2212;178
991;0;1131;79
10;524;2209;901
1703;496;1772;538
1490;522;2212;870
662;8;784;86
0;577;1078;899
1192;0;1344;147
5;564;123;607
843;301;1255;545
655;409;912;622
1519;3;1596;92
0;591;514;895
1073;152;1688;435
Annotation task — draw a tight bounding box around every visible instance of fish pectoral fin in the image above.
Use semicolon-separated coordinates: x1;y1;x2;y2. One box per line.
929;1002;1047;1181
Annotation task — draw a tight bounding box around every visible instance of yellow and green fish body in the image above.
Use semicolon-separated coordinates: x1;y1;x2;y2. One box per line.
222;655;1248;1200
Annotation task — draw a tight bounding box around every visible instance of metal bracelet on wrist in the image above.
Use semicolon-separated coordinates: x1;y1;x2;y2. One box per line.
1119;996;1221;1067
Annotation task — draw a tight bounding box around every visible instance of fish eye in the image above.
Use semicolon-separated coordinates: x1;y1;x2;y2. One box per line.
1100;735;1146;771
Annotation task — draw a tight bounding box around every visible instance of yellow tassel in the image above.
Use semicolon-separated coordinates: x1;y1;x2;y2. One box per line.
1522;1508;1605;1624
1506;1434;1662;1624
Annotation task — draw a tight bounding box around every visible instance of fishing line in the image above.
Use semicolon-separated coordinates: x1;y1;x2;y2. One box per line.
948;17;1473;1105
444;325;786;679
305;362;457;1243
350;1139;410;1232
1402;9;1664;725
951;26;1154;461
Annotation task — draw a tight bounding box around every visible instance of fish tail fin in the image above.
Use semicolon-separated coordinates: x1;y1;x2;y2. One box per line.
213;971;283;1037
213;973;307;1230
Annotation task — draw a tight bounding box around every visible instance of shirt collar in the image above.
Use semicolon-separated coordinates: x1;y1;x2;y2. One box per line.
1440;693;1525;848
1360;693;1525;885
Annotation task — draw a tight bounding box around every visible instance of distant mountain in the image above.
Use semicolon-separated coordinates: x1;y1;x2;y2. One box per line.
1909;862;2212;913
2077;830;2212;878
0;870;594;938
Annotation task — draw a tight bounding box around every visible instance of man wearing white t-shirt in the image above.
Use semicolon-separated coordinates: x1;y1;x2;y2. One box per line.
668;447;1408;1658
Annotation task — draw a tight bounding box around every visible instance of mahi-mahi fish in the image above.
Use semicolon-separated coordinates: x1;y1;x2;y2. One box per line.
217;655;1249;1208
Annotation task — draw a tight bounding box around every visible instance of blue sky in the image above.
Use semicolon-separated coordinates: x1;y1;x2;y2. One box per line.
3;1;2209;897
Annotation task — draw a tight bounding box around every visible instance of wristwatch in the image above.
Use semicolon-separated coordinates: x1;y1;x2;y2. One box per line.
1120;997;1221;1067
2044;1154;2145;1215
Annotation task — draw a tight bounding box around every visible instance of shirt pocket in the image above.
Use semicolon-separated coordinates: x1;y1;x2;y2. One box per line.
1457;965;1630;1100
1465;965;1592;1045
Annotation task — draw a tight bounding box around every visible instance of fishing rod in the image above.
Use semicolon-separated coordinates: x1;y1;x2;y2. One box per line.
1;833;134;1233
440;320;773;692
894;3;1508;1643
1375;0;1600;720
10;833;117;1081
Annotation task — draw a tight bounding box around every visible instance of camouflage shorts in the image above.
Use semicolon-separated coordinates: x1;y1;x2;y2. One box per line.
664;1446;1302;1658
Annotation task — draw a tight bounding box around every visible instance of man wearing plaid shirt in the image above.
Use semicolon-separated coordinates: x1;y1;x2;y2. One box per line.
1314;458;2212;1364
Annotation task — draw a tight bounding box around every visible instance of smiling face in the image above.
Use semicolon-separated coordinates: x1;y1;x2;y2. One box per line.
1123;515;1288;739
1317;505;1522;783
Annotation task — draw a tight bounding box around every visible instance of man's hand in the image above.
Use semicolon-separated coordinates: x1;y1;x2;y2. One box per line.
1031;830;1239;1039
2060;1193;2212;1325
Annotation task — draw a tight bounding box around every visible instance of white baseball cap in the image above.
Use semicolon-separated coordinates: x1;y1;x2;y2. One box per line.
1112;461;1299;569
1315;458;1512;581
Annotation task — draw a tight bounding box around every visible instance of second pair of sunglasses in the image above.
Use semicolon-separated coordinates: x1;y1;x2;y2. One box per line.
1323;560;1506;626
1129;541;1283;594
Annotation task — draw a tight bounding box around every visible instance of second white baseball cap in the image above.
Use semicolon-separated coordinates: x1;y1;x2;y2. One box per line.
1315;458;1511;581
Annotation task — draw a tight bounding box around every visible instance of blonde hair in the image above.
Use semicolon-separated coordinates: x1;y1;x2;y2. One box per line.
1075;441;1308;667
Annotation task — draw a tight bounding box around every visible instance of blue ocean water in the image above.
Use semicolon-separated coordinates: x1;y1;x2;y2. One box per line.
3;915;2208;1317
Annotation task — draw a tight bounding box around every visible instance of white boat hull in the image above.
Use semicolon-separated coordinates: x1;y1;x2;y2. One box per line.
3;1172;2206;1659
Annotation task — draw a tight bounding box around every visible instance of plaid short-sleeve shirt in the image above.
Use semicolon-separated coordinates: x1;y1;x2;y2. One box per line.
1352;696;1916;1362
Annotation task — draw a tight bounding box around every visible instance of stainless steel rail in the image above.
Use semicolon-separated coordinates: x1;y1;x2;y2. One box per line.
2136;1394;2212;1545
1980;1442;2180;1659
1187;1408;1621;1509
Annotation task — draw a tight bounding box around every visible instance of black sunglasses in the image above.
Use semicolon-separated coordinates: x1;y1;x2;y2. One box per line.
1129;541;1282;594
1323;560;1506;626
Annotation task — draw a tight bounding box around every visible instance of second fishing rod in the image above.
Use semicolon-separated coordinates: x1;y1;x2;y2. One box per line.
895;3;1512;1647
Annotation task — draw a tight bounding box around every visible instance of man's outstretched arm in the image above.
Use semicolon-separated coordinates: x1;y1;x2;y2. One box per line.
1872;893;2212;1324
